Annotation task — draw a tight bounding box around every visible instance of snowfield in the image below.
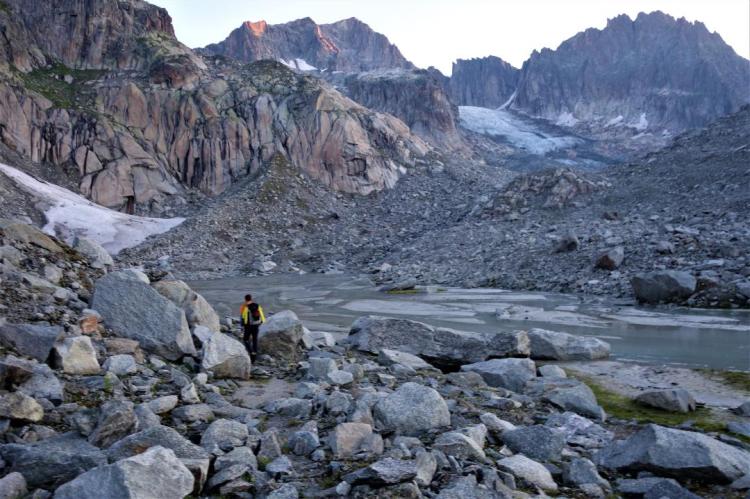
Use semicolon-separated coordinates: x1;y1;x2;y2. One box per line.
279;58;318;71
0;163;184;255
458;106;582;155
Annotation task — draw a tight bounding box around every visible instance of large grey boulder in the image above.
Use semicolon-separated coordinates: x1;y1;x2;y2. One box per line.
373;382;450;436
527;329;610;360
152;279;220;333
595;424;750;482
54;446;194;499
502;425;565;462
201;331;252;379
526;377;606;420
258;310;304;361
498;454;558;492
74;237;114;269
92;271;196;360
632;271;697;304
635;389;696;413
461;358;536;392
0;323;63;362
349;316;529;366
0;433;107;489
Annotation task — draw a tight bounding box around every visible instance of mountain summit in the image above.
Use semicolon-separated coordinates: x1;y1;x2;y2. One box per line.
202;17;414;72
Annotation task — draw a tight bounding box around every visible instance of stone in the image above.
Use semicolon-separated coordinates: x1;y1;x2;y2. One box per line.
92;271;196;360
373;382;450;436
104;338;143;360
349;316;529;366
545;412;614;448
728;421;750;439
433;429;486;461
0;323;63;362
180;383;200;404
17;361;64;403
563;457;609;489
302;330;336;349
595;246;624;270
103;354;138;375
635;388;697;413
289;421;320;456
498;454;558;492
0;472;26;499
632;271;697;304
526;377;606;420
88;400;137;448
327;369;354;386
527;329;610;361
732;401;750;417
329;422;384;459
595;424;750;482
0;433;107;489
54;446;194;499
461;358;536;392
436;474;507;498
147;395;179;415
344;457;418;486
152;279;221;333
325;391;353;415
0;221;62;253
479;413;516;437
73;237;114;269
258;430;283;462
52;336;101;375
415;449;437;486
172;404;214;423
266;455;294;476
134;404;161;430
264;397;312;419
267;484;299;499
616;477;681;496
0;355;35;388
44;264;63;284
502;425;565;462
201;331;252;379
643;480;701;499
200;419;249;454
308;357;337;379
539;364;567;377
0;392;43;422
215;447;258;471
377;348;438;371
294;381;323;399
258;310;304;361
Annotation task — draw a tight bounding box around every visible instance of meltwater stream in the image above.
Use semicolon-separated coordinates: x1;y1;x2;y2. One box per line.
189;273;750;371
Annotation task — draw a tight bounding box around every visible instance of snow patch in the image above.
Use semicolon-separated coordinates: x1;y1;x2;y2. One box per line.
498;91;516;110
606;115;624;127
0;163;183;255
555;112;578;127
632;112;649;131
279;58;318;71
458;106;582;155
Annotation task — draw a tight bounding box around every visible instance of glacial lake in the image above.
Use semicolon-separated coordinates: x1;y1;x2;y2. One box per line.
190;273;750;371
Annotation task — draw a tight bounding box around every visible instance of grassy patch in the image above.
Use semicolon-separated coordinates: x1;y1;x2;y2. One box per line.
385;288;420;295
698;369;750;393
580;376;726;433
0;1;8;14
16;62;105;109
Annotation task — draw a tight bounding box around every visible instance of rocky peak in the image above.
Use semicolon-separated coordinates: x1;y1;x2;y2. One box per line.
448;56;519;108
511;10;750;131
243;20;269;36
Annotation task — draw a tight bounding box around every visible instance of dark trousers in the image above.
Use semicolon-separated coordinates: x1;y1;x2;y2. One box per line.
243;324;259;359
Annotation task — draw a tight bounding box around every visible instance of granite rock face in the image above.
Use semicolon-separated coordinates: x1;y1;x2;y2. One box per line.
448;56;519;108
511;12;750;131
202;17;414;73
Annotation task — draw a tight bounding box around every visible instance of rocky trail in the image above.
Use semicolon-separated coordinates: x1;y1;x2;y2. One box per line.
1;220;750;498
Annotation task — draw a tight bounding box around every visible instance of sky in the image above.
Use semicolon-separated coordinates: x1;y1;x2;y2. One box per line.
150;0;750;75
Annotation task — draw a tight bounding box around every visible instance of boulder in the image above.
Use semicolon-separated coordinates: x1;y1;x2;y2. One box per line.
74;237;114;269
595;424;750;482
308;357;337;379
635;389;696;413
54;446;194;499
563;457;610;489
377;349;438;371
349;316;529;367
16;360;64;403
527;329;610;360
344;457;418;486
258;310;304;361
52;336;101;375
264;398;312;419
596;246;624;270
0;471;26;499
0;433;107;489
479;413;516;437
0;323;63;362
92;271;196;360
461;358;536;392
147;395;179;415
0;221;62;253
329;422;384;459
632;271;697;304
526;377;606;420
201;331;252;379
215;447;258;471
538;365;567;377
152;279;220;332
502;425;565;462
201;419;248;454
289;421;320;456
327;369;354;386
0;355;35;387
301;330;336;349
88;400;137;448
643;479;701;499
545;412;613;448
373;382;450;436
498;454;558;492
0;392;43;422
433;430;486;461
103;354;138;376
436;475;506;498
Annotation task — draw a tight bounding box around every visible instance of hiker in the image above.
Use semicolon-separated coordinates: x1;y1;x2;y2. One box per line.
240;294;265;362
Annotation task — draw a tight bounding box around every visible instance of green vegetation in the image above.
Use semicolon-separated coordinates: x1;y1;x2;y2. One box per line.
0;1;9;14
698;369;750;393
16;62;104;109
385;288;421;295
579;375;726;433
256;456;272;471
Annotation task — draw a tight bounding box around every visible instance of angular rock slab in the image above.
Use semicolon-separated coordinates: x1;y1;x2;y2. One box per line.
595;424;750;483
528;328;610;361
344;457;418;486
92;271;196;360
632;271;696;304
201;331;252;379
52;336;101;375
258;310;304;361
373;382;450;436
635;388;696;413
461;358;536;393
498;454;558;492
54;446;194;499
153;279;220;332
0;322;63;362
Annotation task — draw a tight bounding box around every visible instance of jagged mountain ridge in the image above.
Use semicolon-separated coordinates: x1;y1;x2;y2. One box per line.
448;56;519;108
202;17;414;73
0;0;430;214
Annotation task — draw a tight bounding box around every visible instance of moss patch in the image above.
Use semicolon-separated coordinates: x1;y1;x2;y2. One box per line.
579;375;727;433
16;62;105;109
385;288;421;295
0;1;9;14
698;369;750;393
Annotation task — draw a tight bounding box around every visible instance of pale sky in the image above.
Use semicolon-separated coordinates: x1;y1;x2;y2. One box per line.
151;0;750;75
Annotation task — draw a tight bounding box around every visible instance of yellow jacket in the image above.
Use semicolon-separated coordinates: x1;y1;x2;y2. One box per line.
240;303;265;326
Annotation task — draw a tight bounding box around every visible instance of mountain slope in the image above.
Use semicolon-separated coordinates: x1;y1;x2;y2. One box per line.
511;11;750;131
202;17;414;72
449;56;519;108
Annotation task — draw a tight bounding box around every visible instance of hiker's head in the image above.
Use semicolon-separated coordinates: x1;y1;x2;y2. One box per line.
244;294;252;303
